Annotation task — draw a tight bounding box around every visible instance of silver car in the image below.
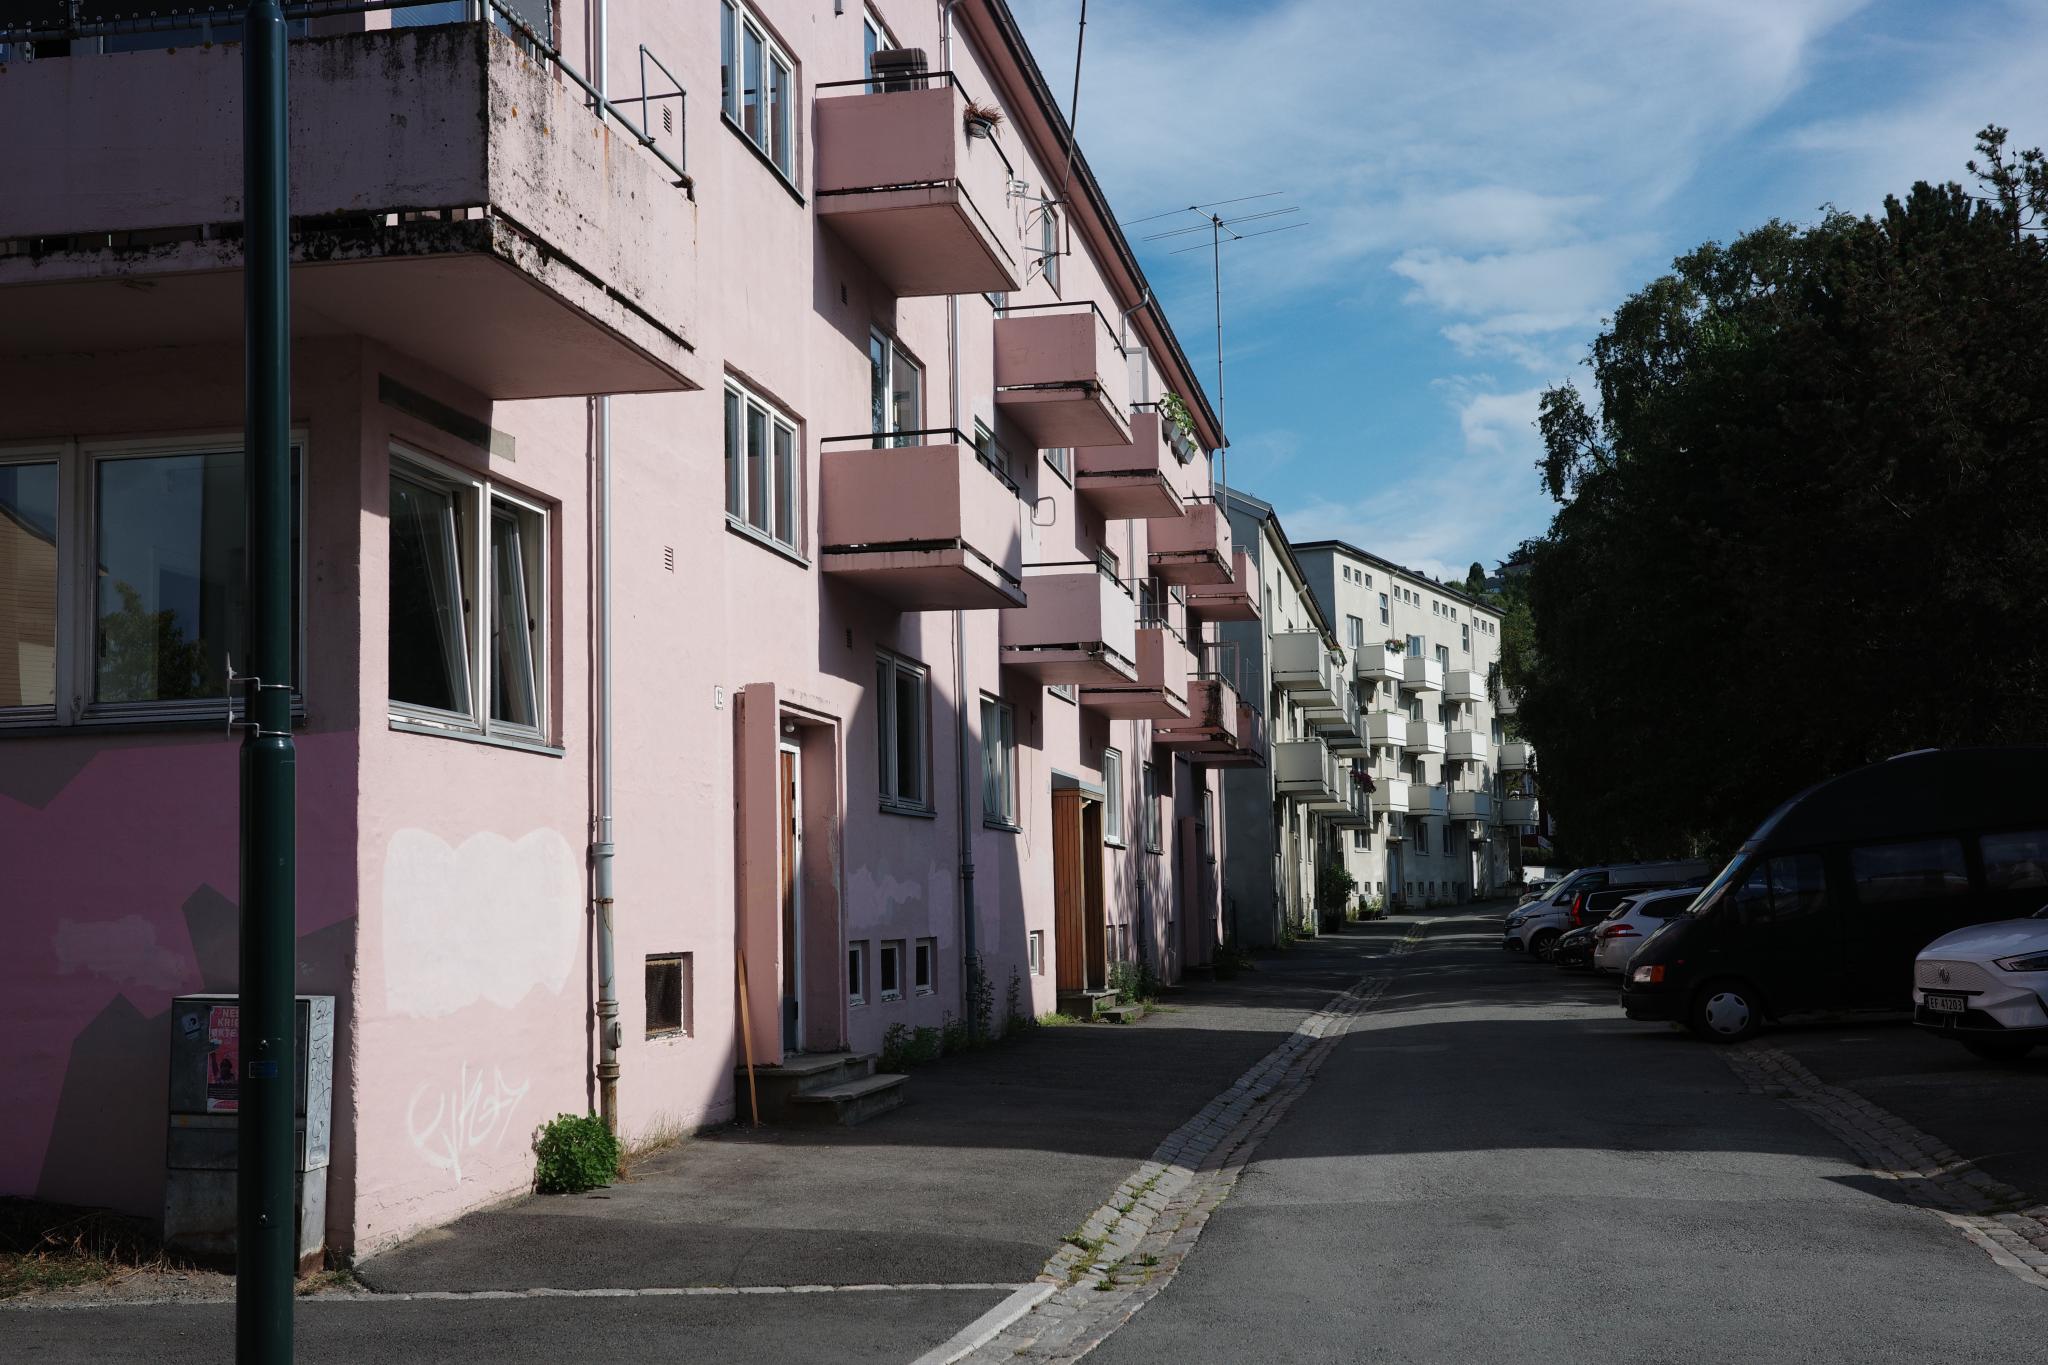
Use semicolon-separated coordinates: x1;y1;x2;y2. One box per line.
1593;888;1699;974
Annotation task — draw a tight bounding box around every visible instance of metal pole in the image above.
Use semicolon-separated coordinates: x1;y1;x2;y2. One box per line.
239;0;296;1358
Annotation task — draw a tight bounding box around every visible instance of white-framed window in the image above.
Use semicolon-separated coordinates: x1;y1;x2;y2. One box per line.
1378;593;1390;625
973;420;1012;483
388;448;550;742
1362;572;1372;589
645;953;692;1038
1406;634;1423;657
880;940;904;1002
848;940;868;1006
914;937;935;995
1103;747;1126;846
1435;644;1450;669
1346;615;1364;649
1027;929;1044;976
1044;447;1073;482
870;331;924;447
723;379;801;552
1;435;307;728
862;6;894;74
876;651;930;812
1142;761;1161;853
1038;198;1062;292
1461;622;1471;653
981;694;1018;828
721;0;796;181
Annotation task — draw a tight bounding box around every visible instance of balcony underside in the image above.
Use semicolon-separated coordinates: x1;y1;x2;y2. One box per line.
1074;469;1184;520
820;546;1026;610
1078;683;1190;721
0;218;694;398
818;187;1025;298
1184;580;1258;621
995;384;1131;449
999;642;1138;686
1148;546;1232;587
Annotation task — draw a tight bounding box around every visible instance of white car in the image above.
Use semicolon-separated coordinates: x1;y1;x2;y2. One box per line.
1501;861;1711;958
1914;910;2048;1062
1591;888;1698;974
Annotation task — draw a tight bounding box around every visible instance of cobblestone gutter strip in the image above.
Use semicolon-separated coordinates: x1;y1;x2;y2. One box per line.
1724;1042;2048;1290
941;926;1426;1365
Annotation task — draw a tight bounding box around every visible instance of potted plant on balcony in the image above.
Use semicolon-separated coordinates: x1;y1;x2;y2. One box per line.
1156;393;1200;461
963;100;1005;139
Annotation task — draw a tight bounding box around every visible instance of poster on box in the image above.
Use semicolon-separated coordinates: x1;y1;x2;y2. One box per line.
206;1005;240;1114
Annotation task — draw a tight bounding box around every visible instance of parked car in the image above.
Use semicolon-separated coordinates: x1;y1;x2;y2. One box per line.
1515;874;1565;908
1553;919;1606;969
1553;888;1638;966
1913;904;2048;1062
1593;888;1699;975
1503;861;1712;959
1623;747;2048;1044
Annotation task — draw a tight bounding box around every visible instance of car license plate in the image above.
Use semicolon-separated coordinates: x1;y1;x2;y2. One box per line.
1923;992;1967;1015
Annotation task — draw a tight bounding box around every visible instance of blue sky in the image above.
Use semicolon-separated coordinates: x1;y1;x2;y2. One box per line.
1012;0;2048;580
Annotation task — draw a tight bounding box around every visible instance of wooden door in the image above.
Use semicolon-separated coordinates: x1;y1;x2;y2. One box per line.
1053;787;1086;992
1082;802;1107;991
779;746;801;1052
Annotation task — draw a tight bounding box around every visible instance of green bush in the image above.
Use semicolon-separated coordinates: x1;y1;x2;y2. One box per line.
1108;959;1159;1004
532;1113;619;1194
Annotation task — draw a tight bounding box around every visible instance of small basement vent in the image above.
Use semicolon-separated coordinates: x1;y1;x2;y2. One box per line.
646;953;691;1037
663;545;676;572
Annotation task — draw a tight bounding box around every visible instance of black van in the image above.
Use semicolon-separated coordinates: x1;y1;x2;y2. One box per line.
1620;748;2048;1042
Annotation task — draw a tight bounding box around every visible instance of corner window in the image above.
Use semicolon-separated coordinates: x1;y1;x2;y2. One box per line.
880;940;904;1002
389;449;550;741
870;331;924;447
914;937;936;995
722;0;797;181
1103;747;1125;845
981;695;1018;828
848;940;868;1006
724;380;801;552
877;651;930;812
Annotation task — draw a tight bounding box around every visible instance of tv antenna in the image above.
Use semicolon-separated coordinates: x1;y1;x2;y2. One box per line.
1131;194;1305;456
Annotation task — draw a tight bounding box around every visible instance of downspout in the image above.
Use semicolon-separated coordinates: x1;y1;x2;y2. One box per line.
1120;291;1148;974
942;0;979;1038
589;0;620;1133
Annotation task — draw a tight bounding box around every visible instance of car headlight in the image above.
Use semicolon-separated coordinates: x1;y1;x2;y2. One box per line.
1631;964;1665;984
1995;952;2048;972
1505;915;1525;928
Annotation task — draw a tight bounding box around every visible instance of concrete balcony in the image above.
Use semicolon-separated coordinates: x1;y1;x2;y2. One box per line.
1146;500;1234;586
1502;796;1540;825
1445;669;1486;704
1372;778;1412;815
1270;631;1337;707
815;75;1024;297
1365;713;1407;751
1317;721;1371;760
1402;656;1445;693
1498;688;1519;717
1329;781;1374;828
1184;549;1260;621
994;304;1133;449
1273;738;1342;805
0;26;697;398
1500;741;1535;771
1074;411;1196;520
1156;678;1265;771
998;565;1137;685
1405;721;1447;755
1445;729;1487;763
1448;790;1493;823
819;436;1025;610
1355;649;1402;685
1080;626;1191;721
1407;783;1449;818
1196;698;1268;769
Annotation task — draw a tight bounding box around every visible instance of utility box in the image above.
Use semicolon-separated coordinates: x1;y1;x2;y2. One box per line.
164;994;334;1273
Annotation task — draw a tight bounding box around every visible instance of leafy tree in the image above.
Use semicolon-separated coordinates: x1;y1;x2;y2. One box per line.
97;581;213;703
1464;561;1487;594
1516;127;2048;859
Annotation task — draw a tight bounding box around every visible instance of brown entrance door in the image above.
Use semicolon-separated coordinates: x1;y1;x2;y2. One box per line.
1053;789;1110;994
779;745;802;1053
1081;802;1107;992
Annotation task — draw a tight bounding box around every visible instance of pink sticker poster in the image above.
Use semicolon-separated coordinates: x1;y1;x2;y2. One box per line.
206;1005;240;1114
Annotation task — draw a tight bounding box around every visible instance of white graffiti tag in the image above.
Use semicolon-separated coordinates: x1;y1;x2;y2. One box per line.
406;1063;531;1185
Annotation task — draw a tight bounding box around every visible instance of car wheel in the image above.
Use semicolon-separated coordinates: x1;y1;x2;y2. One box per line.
1688;979;1762;1044
1530;929;1559;962
1960;1036;2036;1064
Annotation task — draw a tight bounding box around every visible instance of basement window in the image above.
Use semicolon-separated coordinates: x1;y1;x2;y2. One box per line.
1028;930;1045;976
879;941;904;1002
646;953;691;1038
914;938;936;996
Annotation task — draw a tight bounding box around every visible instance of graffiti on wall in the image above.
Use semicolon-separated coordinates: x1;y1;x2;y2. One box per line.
381;828;580;1019
405;1062;531;1185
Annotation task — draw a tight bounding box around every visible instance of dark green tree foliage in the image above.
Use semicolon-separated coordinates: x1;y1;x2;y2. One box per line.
1518;128;2048;859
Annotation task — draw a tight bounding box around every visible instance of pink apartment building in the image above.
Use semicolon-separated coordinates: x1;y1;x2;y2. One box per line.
0;0;1263;1258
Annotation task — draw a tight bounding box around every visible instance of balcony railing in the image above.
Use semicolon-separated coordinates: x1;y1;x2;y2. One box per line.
1500;741;1535;771
1365;712;1407;750
818;428;1025;610
1372;777;1412;815
1074;409;1195;520
1270;630;1337;706
1407;783;1449;818
1147;497;1234;586
1405;720;1446;755
1183;548;1259;621
815;70;1025;297
1501;796;1540;826
1402;656;1445;693
1079;616;1192;720
1445;729;1486;763
998;562;1138;684
994;301;1133;449
1273;737;1342;804
0;11;699;397
1444;668;1486;704
1449;790;1493;823
1355;648;1402;684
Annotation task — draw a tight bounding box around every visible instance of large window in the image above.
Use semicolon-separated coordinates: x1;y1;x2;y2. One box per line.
724;380;800;552
863;7;894;75
870;332;924;447
1850;839;1969;904
981;695;1018;828
389;450;548;741
876;651;930;812
1038;200;1062;293
1406;634;1423;657
721;0;796;180
1102;747;1125;846
1346;615;1364;650
3;438;303;726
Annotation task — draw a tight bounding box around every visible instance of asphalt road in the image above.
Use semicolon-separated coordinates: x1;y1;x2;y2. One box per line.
1093;907;2048;1365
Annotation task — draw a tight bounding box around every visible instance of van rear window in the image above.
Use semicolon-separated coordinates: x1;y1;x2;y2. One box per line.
1981;831;2048;891
1850;839;1968;904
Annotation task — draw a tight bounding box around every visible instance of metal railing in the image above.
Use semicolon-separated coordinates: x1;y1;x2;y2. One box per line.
991;297;1129;361
820;427;1023;496
1;0;692;193
813;69;1018;183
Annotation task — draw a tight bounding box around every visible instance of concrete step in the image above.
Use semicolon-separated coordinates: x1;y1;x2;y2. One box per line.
786;1072;908;1127
1095;1003;1146;1025
1058;989;1120;1020
736;1052;878;1121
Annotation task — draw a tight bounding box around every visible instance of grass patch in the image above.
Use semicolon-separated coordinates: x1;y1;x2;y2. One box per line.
297;1267;362;1296
0;1198;184;1301
1035;1011;1081;1027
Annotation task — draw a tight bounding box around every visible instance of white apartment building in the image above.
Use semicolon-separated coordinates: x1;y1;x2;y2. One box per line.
1292;541;1527;907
